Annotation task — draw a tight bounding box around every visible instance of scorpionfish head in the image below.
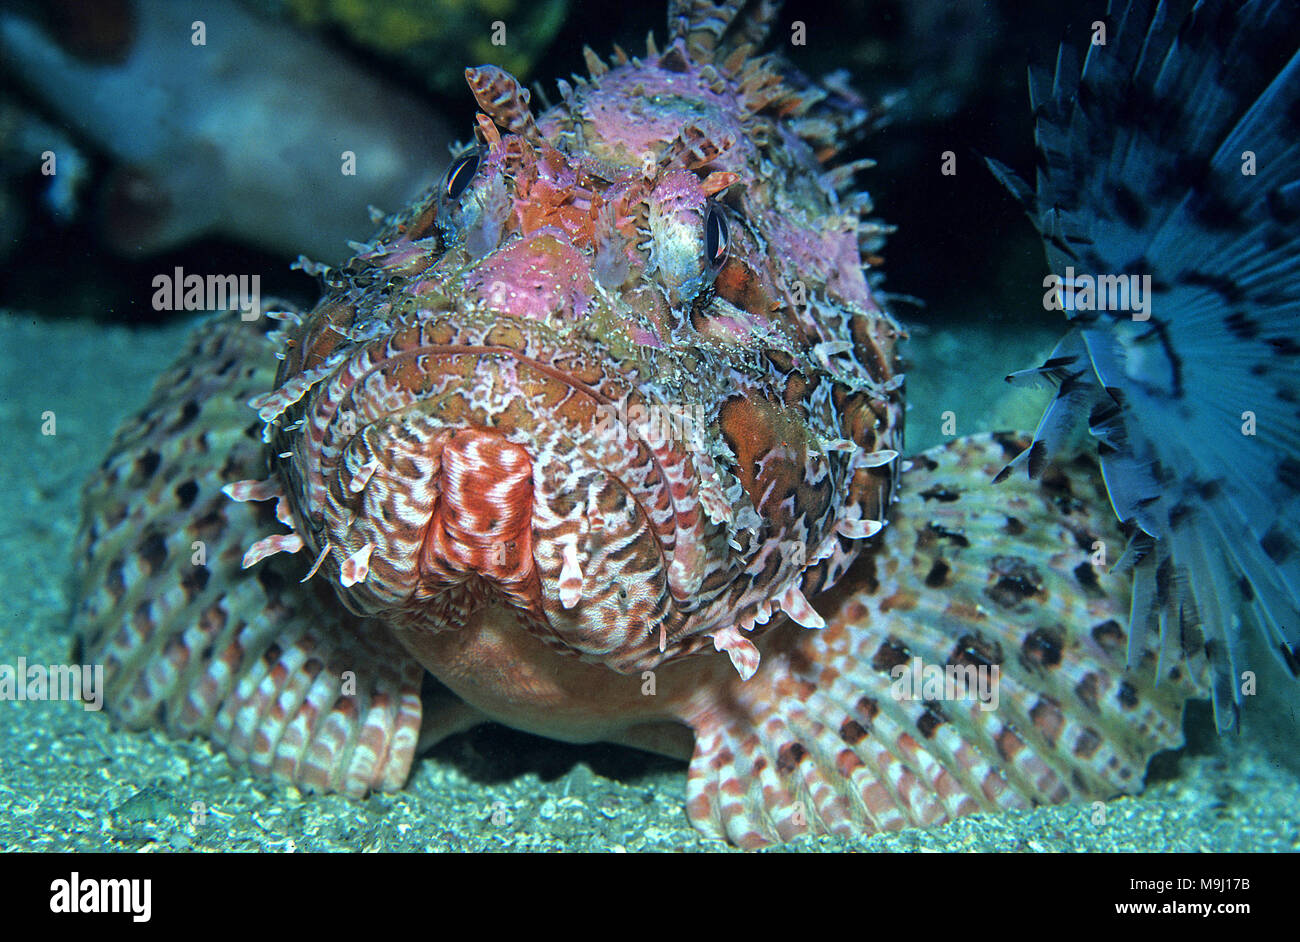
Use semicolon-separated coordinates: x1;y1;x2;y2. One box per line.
259;25;905;679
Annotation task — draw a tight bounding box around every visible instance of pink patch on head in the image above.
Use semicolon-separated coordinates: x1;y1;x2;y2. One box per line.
562;66;747;174
651;169;706;207
630;326;663;348
466;230;596;323
767;216;874;312
702;314;748;339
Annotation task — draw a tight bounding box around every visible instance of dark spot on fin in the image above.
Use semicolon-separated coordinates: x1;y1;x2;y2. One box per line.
136;450;161;478
1113;183;1148;229
871;638;910;673
949;634;1003;669
924;559;950;588
775;741;807;774
918;485;961;503
1091;619;1125;652
985;556;1043;608
1022;626;1064;668
138;531;167;574
175;480;199;509
839;719;868;745
916;703;947;739
1260;526;1294;563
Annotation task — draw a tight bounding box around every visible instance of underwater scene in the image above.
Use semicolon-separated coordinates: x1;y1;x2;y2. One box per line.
0;0;1297;855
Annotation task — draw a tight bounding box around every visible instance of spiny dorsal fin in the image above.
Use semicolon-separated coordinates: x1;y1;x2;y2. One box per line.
582;45;609;79
670;0;783;68
464;65;541;143
669;0;746;62
730;0;781;50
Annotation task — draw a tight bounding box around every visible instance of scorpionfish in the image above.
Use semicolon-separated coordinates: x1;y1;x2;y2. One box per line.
73;0;1208;847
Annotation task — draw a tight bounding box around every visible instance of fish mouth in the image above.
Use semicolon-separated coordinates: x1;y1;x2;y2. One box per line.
271;315;728;671
414;426;538;612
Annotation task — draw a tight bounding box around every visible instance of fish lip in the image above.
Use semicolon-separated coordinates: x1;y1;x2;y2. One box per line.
413;426;543;618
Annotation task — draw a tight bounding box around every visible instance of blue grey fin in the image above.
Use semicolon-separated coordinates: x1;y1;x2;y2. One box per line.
992;0;1300;729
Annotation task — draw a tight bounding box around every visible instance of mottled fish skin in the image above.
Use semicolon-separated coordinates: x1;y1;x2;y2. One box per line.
73;0;1209;846
989;0;1300;728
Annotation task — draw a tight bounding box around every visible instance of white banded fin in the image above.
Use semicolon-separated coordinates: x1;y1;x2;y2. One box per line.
340;543;375;587
223;478;283;503
836;517;884;540
780;583;825;630
290;254;331;278
559;541;584;610
349;458;381;494
711;625;761;681
813;340;853;368
241;533;304;569
854;449;899;469
300;540;332;584
274;497;293;526
264;308;302;325
247;353;344;423
824;438;857;452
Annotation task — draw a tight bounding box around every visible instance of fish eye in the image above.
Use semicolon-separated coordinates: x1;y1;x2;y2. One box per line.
704;203;729;270
445;151;481;200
